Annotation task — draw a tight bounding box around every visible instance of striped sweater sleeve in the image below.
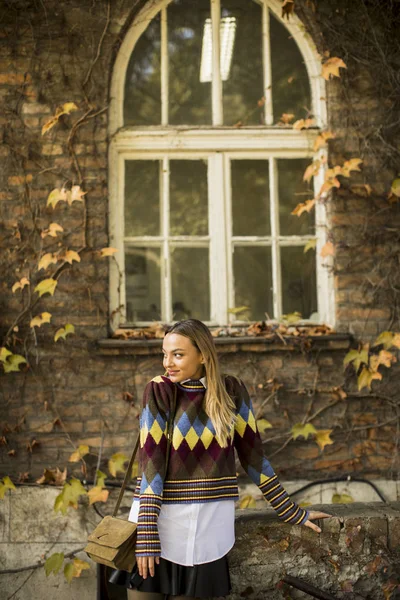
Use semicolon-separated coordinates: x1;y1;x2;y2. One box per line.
136;377;170;557
232;377;309;526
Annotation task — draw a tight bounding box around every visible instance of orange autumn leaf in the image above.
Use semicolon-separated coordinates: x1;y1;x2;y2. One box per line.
369;350;396;371
357;368;382;391
313;130;336;152
291;199;316;216
11;277;30;293
63;250;81;265
321;57;347;80
340;158;363;178
41;223;64;239
320;241;334;257
293;118;315;130
38;252;58;271
279;113;295;124
88;486;109;505
100;247;118;257
303;160;321;182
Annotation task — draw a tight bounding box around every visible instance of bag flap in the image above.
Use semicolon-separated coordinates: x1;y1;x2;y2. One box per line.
87;515;137;548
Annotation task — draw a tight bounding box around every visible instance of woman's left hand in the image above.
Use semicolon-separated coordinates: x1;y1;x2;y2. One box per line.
303;510;332;533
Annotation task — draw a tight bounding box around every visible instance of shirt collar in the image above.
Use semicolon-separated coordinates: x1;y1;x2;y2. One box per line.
180;375;207;389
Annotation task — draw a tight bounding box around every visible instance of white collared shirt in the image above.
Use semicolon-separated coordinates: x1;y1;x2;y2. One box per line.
129;375;236;566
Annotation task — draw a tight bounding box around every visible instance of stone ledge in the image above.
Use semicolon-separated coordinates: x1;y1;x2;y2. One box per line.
96;333;352;356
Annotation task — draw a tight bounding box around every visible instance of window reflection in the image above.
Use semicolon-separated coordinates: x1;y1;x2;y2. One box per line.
125;247;162;322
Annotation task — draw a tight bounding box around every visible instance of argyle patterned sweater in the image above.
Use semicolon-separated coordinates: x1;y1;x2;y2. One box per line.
134;374;310;557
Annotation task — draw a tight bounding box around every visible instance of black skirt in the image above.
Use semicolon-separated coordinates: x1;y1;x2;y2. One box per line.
108;554;231;598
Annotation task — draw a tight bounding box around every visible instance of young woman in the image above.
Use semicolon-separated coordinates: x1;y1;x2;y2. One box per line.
109;319;331;599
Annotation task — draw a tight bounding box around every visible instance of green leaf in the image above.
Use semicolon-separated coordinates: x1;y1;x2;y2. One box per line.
391;177;400;198
96;470;107;488
372;331;394;350
2;354;27;373
64;562;74;584
281;311;302;324
227;306;250;315
108;452;128;478
54;324;75;342
291;423;317;440
54;478;87;515
34;278;57;298
0;347;12;363
332;493;354;504
0;476;16;500
44;552;64;576
343;348;369;372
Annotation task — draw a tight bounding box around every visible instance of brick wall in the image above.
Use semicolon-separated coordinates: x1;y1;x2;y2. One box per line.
0;0;399;485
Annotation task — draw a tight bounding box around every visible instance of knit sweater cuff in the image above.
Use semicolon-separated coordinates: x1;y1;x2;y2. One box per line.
135;495;162;557
259;475;309;525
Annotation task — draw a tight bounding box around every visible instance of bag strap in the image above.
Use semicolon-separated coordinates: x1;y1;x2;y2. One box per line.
113;382;177;517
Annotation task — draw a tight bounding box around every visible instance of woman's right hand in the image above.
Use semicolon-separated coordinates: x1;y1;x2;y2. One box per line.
136;555;160;579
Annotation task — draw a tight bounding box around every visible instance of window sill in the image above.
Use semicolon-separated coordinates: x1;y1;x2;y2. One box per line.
96;333;352;356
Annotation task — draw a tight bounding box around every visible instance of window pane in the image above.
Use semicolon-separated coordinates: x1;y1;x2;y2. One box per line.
233;246;273;320
270;12;311;121
281;246;317;319
170;160;208;236
171;247;210;320
222;0;264;125
125;161;160;237
124;14;161;125
125;247;161;322
168;0;211;125
278;159;314;236
231;160;270;236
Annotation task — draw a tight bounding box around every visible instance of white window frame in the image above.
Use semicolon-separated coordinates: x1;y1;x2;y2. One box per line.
108;0;335;329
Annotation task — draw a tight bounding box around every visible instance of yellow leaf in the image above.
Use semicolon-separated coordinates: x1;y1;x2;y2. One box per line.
68;185;86;205
257;418;273;432
313;130;335;152
321;57;347;80
390;177;400;198
332;493;353;504
291;199;315;216
2;354;27;373
0;475;16;499
303;160;321;182
278;113;295;124
357;368;382;391
34;278;57;298
44;552;65;576
370;350;396;371
38;253;58;271
54;324;75;342
108;452;128;478
315;429;334;451
96;470;107;488
131;462;139;479
42;102;78;135
68;444;89;462
391;333;400;349
304;239;317;253
291;423;317;440
41;222;64;239
63;250;81;264
239;494;257;509
0;347;12;363
341;158;363;177
100;247;118;257
293;118;315;130
281;311;302;324
372;331;394;349
87;486;109;505
54;478;87;515
11;277;30;293
30;312;52;328
343;347;369;372
64;558;90;584
320;241;334;257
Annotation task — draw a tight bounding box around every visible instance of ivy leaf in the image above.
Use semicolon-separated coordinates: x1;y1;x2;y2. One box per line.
63;250;81;265
293;118;315;130
54;478;87;515
108;452;128;478
30;312;52;328
291;199;315;216
2;354;27;373
46;187;70;208
54;324;75;342
0;347;12;362
257;418;273;432
68;445;89;463
68;185;86;205
372;331;394;350
343;347;369;372
370;350;396;371
281;311;302;324
332;493;353;504
357;368;382;391
313;130;335;152
320;241;334;258
99;247;118;257
392;333;400;349
0;476;16;499
321;57;347;80
11;277;30;293
96;470;107;488
340;158;363;177
278;113;295;125
315;429;334;451
44;552;65;576
303;160;321;182
42;102;78;135
87;486;109;505
38;253;58;271
390;177;400;199
41;222;64;239
239;494;257;509
34;278;58;298
304;239;317;253
36;467;67;486
291;423;317;440
64;558;90;584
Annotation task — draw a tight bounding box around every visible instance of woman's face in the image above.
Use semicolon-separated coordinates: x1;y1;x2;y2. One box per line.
162;332;205;383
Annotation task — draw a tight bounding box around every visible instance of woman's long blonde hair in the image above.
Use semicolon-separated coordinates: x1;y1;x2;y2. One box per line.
164;319;237;447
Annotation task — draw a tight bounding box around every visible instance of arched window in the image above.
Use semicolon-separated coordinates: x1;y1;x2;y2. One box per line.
109;0;334;328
